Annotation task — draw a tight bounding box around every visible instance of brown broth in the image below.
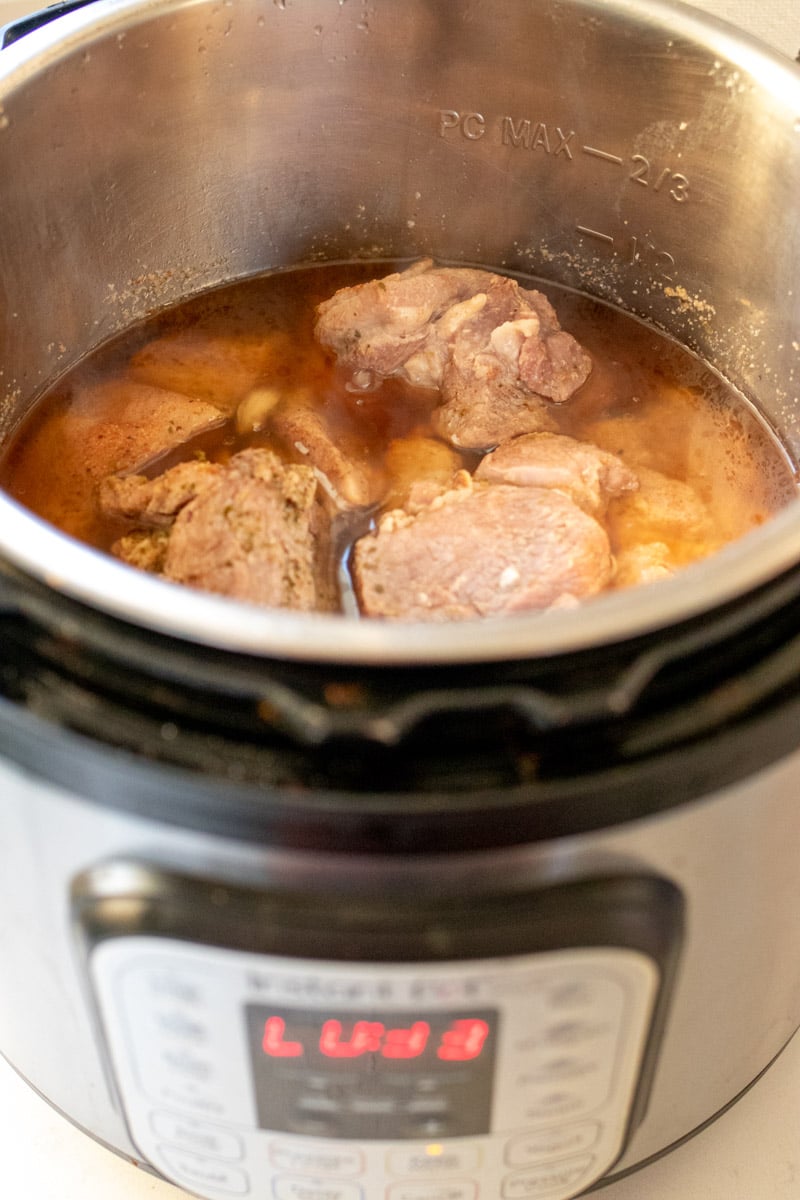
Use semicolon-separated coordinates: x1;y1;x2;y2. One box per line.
1;261;796;611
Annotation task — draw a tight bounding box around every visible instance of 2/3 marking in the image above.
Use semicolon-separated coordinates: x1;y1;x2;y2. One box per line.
629;155;690;202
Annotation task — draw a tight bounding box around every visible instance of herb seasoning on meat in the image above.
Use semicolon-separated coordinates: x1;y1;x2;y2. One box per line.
1;260;796;620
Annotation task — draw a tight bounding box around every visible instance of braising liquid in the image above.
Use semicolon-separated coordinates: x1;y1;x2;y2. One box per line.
1;262;795;611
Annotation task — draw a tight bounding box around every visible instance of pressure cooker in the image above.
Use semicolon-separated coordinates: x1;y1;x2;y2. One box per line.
0;1;799;1198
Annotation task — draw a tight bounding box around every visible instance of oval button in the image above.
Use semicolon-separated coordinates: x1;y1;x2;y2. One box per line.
268;1143;364;1178
272;1176;363;1200
502;1154;596;1198
387;1181;478;1200
158;1144;250;1195
505;1122;601;1168
150;1111;244;1161
387;1147;481;1177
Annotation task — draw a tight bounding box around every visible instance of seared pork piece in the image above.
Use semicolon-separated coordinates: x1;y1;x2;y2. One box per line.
271;399;377;509
6;379;225;545
316;260;592;450
129;328;292;416
113;529;170;573
315;259;489;377
352;474;613;621
70;378;226;478
98;459;223;527
101;449;334;611
475;433;638;517
434;277;591;448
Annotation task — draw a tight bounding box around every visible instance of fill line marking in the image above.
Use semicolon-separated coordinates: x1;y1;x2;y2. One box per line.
576;225;615;244
583;145;624;165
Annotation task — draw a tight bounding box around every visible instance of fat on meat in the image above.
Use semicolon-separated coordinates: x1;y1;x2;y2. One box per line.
315;260;592;450
352;473;613;621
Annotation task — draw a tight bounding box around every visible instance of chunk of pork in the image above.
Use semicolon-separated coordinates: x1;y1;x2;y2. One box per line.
475;432;638;517
352;473;613;621
99;449;334;611
316;260;592;450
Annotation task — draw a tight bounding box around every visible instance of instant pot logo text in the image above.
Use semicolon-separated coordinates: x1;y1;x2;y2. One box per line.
244;971;483;1005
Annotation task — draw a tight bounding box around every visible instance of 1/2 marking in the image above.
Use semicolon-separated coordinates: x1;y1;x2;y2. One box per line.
576;224;676;280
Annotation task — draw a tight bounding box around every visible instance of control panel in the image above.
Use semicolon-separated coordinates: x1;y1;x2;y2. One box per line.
89;937;660;1200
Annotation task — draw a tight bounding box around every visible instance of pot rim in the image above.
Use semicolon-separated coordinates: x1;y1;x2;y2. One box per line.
1;490;800;664
1;0;799;665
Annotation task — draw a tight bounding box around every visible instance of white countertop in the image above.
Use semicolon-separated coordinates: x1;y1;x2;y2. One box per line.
1;1;799;1198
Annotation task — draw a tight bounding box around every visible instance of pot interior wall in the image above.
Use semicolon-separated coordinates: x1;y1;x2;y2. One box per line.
0;0;798;446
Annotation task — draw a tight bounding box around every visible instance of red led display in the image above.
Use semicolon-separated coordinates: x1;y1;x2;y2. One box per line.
260;1015;490;1062
246;1004;498;1138
261;1016;304;1058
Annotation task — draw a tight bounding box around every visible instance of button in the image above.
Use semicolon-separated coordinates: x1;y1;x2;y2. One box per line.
158;1144;250;1194
146;973;203;1005
160;1048;214;1081
268;1143;364;1178
155;1010;208;1040
298;1096;340;1115
286;1115;341;1139
544;1021;611;1047
156;1087;229;1119
387;1181;478;1200
517;1057;601;1084
387;1147;481;1177
406;1099;449;1115
520;1090;589;1124
350;1098;396;1115
272;1176;363;1200
150;1111;244;1160
404;1119;450;1139
505;1123;601;1167
501;1155;596;1198
545;981;598;1007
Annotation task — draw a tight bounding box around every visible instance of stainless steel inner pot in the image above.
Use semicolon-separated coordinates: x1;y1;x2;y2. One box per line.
0;0;798;661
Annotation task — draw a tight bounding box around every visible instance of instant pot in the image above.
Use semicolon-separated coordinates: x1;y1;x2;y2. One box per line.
0;2;800;1198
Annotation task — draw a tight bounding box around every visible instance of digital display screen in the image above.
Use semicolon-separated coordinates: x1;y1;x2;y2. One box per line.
245;1005;499;1139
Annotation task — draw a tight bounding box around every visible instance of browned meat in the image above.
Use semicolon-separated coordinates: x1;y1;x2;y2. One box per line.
475;432;638;517
112;529;170;573
352;474;613;620
101;449;334;611
129;327;293;416
315;259;489;377
315;260;592;451
70;379;226;478
98;459;223;527
434;278;591;448
271;400;378;509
